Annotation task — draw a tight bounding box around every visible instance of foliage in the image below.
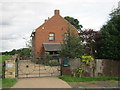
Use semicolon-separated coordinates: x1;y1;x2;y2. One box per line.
0;55;11;64
81;56;94;66
2;78;17;88
97;8;120;60
75;56;94;77
0;55;11;75
2;48;31;58
75;68;83;77
59;75;120;82
60;26;83;59
64;16;83;30
45;60;60;66
80;29;101;56
0;79;1;88
26;39;32;50
18;48;31;57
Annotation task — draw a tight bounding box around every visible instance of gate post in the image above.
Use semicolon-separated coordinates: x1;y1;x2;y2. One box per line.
61;58;72;76
15;58;19;78
5;55;18;78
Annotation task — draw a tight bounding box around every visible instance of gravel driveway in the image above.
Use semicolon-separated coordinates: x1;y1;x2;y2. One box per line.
12;77;71;88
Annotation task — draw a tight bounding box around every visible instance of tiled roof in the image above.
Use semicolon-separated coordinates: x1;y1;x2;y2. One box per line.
43;43;61;51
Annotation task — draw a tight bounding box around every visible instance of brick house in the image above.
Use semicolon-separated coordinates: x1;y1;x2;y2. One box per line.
31;10;78;58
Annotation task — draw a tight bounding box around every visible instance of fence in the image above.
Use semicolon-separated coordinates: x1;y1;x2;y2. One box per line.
2;56;120;78
94;59;120;77
61;59;120;77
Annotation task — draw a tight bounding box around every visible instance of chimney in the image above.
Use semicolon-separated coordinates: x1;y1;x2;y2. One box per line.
54;10;60;15
45;19;47;23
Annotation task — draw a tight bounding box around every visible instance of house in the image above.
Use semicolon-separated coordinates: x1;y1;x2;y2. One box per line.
31;10;78;58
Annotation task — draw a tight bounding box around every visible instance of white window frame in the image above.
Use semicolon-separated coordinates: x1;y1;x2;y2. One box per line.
49;33;55;40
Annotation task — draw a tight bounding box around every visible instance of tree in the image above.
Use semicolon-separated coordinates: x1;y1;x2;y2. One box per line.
97;8;120;60
2;48;31;58
60;26;83;59
64;16;83;30
80;29;101;57
9;49;17;55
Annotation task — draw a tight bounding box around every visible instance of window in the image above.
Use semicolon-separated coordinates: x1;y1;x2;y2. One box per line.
49;33;54;36
49;37;54;40
49;33;55;40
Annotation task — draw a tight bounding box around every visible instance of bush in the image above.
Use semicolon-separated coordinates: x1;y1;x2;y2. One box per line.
74;56;95;77
81;56;94;66
75;68;83;77
45;60;60;66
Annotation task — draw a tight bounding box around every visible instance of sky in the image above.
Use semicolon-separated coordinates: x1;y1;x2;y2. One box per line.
0;0;119;52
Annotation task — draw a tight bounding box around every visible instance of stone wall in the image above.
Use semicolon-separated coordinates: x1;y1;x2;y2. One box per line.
5;54;18;78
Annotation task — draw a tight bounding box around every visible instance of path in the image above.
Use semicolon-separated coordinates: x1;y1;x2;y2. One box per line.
12;77;71;88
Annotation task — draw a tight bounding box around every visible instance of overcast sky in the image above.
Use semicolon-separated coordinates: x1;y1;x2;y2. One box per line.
0;0;119;52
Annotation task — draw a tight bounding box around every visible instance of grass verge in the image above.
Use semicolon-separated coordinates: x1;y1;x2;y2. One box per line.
0;79;2;88
0;55;11;64
2;78;17;88
0;55;11;75
59;75;120;82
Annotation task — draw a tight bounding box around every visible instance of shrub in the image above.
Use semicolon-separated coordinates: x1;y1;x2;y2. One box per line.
74;56;95;77
45;60;60;66
81;56;94;66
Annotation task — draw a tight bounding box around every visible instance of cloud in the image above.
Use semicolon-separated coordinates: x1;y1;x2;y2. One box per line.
0;20;11;26
1;39;26;52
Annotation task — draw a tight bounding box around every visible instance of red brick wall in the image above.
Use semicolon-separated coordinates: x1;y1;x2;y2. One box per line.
34;10;78;58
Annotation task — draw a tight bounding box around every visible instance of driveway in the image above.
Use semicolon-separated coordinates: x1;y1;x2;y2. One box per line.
12;77;71;88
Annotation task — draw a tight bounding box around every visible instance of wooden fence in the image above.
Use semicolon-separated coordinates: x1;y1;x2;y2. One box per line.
61;59;120;77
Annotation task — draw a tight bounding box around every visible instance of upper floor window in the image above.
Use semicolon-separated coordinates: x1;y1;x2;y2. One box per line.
49;33;55;40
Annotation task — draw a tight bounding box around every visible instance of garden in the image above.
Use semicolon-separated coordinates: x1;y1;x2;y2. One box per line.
58;7;120;88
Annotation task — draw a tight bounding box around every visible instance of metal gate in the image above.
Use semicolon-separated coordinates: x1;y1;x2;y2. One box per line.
16;56;61;78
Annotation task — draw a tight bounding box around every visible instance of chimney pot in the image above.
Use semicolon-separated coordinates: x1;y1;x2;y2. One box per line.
54;10;60;15
45;19;47;23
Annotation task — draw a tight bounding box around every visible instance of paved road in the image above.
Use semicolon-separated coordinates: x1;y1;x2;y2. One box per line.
12;77;71;88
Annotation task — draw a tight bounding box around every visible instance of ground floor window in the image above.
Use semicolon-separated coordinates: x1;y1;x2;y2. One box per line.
46;51;59;56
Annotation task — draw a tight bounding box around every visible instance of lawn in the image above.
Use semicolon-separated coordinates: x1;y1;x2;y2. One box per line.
0;79;1;88
59;75;120;82
59;76;120;88
2;78;17;88
0;55;17;88
0;55;11;74
0;55;11;64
